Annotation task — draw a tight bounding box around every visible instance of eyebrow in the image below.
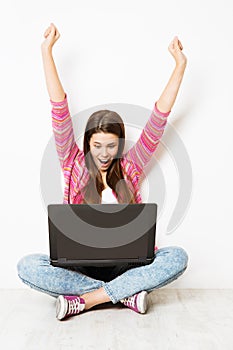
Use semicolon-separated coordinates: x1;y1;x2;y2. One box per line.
93;141;117;145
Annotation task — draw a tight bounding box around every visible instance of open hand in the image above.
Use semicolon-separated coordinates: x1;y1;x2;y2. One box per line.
41;23;60;51
168;36;187;67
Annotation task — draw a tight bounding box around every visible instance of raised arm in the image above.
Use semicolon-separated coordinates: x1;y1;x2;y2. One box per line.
41;23;79;170
41;23;65;102
156;36;187;113
125;36;187;173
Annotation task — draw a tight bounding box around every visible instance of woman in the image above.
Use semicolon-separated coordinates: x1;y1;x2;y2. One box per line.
17;23;188;321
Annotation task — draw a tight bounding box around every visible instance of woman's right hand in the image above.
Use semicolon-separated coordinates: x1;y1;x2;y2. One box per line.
41;23;60;51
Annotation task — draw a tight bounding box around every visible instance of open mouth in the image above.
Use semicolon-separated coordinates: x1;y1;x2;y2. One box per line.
99;159;110;163
98;158;111;166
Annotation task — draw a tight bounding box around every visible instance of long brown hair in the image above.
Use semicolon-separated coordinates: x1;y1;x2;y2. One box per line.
82;110;135;204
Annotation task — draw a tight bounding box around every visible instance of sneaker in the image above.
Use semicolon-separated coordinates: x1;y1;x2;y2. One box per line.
56;295;85;320
120;291;148;314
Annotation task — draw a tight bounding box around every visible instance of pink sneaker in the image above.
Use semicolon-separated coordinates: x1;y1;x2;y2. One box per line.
120;291;148;314
56;295;85;320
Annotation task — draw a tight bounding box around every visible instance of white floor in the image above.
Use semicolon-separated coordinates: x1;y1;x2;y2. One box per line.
0;289;232;350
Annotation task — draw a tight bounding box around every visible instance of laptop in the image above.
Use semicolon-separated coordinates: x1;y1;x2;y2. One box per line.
48;203;157;267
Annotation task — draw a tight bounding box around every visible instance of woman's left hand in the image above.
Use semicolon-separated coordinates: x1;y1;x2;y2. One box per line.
168;36;187;68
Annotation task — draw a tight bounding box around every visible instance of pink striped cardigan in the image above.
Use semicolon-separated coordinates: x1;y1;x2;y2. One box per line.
51;94;170;204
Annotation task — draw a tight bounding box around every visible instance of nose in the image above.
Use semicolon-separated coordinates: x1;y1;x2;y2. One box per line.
101;147;109;157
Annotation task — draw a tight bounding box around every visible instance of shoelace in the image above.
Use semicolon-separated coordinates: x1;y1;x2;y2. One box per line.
122;295;136;308
67;298;82;315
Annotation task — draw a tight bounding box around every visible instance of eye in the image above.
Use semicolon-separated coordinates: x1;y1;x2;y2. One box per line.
108;144;117;149
94;144;101;149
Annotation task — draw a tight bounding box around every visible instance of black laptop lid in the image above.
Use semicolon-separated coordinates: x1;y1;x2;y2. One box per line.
48;203;157;267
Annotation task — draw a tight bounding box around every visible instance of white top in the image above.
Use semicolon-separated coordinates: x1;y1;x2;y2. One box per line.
101;186;118;204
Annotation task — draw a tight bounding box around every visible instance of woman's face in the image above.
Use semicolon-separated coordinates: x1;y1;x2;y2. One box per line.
89;132;120;172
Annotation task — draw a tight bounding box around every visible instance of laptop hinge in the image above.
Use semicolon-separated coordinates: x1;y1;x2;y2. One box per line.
138;257;146;261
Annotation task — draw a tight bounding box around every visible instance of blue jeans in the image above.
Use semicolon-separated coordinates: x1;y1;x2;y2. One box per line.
17;246;188;304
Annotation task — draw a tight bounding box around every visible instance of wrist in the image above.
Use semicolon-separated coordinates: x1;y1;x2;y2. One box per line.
175;61;187;72
41;43;53;55
175;56;187;68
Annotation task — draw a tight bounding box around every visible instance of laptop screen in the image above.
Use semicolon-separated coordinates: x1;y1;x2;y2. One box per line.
48;203;157;267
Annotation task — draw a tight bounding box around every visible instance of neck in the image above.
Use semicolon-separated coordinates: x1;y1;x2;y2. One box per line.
101;171;108;189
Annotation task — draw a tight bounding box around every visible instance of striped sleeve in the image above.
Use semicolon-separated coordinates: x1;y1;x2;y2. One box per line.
124;102;170;175
50;93;80;171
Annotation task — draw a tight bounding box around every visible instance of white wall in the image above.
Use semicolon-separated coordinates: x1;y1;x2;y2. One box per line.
1;0;233;288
